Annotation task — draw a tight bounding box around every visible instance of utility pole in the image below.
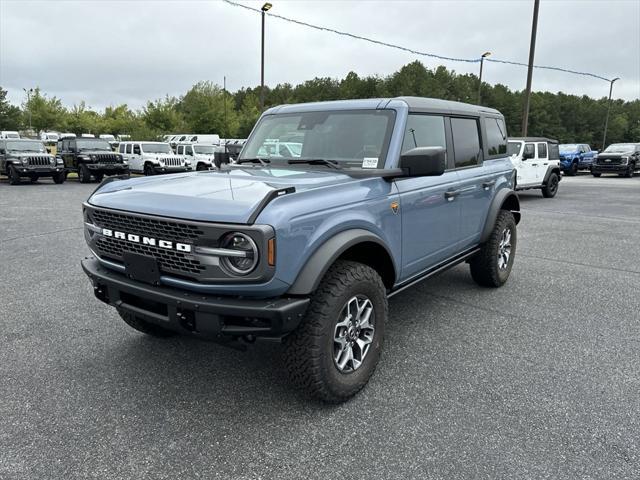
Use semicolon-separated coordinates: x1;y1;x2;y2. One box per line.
477;51;491;105
224;75;228;139
23;87;33;131
521;0;540;137
260;3;272;110
602;77;620;150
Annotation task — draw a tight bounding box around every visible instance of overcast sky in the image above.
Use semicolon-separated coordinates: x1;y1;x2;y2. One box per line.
1;0;638;111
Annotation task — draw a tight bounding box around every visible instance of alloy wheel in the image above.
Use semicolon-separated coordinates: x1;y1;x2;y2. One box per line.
497;228;512;271
333;295;375;373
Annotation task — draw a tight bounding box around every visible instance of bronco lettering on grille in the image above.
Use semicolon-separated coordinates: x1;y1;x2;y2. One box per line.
101;228;192;252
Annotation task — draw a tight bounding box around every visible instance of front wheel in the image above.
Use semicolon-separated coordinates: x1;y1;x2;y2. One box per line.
567;162;578;176
470;210;517;288
283;260;387;403
196;163;209;171
8;165;21;185
143;164;155;176
542;172;559;198
78;164;91;183
52;171;66;184
592;172;601;177
624;165;635;178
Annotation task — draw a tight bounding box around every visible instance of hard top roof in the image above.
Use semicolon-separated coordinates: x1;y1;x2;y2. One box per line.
265;96;502;116
509;137;559;143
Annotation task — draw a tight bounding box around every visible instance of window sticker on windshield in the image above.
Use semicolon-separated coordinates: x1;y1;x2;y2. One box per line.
362;157;378;169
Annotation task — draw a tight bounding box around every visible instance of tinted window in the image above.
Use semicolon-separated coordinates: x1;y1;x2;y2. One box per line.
401;115;446;153
451;117;481;168
548;143;559;160
524;143;535;158
126;144;132;154
538;143;547;159
485;117;507;156
118;144;124;153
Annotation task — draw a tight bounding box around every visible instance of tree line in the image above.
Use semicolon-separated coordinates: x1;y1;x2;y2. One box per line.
1;61;638;149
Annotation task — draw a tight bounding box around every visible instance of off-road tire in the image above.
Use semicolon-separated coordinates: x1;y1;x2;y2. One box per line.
8;165;21;185
592;172;601;177
283;260;387;403
144;164;155;176
470;210;517;288
94;172;104;183
196;163;208;171
117;309;177;338
542;172;559;198
52;171;66;184
625;165;635;178
78;164;91;183
567;162;578;176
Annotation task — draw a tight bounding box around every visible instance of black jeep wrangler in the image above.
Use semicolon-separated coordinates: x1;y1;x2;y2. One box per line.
0;139;66;185
57;137;129;183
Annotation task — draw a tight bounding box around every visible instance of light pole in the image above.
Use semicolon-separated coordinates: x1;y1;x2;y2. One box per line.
521;0;540;137
23;87;33;131
602;77;620;150
477;51;491;105
260;2;272;110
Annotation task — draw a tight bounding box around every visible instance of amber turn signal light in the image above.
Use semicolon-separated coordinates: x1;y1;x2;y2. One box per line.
267;238;276;266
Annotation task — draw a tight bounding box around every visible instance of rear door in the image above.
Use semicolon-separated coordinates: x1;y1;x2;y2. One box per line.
395;113;461;279
537;142;549;180
455;116;506;247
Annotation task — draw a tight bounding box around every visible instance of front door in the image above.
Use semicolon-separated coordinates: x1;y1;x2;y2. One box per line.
396;113;462;280
518;142;539;185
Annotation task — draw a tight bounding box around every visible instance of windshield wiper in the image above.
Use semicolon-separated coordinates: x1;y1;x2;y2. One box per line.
287;159;341;169
236;157;270;167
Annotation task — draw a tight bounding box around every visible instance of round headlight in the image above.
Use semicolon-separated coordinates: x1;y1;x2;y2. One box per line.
21;157;28;164
220;232;258;275
50;157;55;165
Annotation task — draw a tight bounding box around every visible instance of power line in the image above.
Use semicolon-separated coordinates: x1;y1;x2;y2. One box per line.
222;0;613;83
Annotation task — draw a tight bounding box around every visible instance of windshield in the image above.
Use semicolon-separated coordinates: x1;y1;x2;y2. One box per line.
559;144;579;152
507;141;522;156
6;140;46;153
77;139;111;151
604;144;635;153
240;110;396;168
101;135;115;141
193;145;216;154
46;134;59;140
142;143;172;154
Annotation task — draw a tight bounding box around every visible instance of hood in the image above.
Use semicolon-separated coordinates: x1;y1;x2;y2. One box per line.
9;151;51;157
598;151;631;158
88;167;359;224
78;150;117;155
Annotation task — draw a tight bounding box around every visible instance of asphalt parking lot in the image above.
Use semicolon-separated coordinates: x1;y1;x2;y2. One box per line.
1;174;639;479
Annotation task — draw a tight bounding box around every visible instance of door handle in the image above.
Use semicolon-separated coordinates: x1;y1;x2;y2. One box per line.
444;190;459;201
482;180;496;190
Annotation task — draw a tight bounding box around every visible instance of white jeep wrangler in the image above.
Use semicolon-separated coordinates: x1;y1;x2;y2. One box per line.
118;141;191;175
176;143;222;171
507;137;561;198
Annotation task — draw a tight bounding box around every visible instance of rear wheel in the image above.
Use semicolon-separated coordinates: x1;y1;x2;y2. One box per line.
470;210;517;288
8;165;21;185
78;164;91;183
117;310;177;338
542;172;559;198
283;260;387;403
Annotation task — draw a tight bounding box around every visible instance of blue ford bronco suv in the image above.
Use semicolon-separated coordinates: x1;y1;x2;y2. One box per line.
81;97;520;402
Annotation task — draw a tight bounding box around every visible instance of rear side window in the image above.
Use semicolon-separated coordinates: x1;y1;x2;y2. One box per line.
548;143;559;160
485;117;507;156
401;114;446;153
125;144;132;154
538;143;548;159
451;117;481;168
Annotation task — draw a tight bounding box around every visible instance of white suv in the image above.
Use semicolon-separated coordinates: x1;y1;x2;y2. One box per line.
507;137;562;198
176;143;223;171
118;141;191;175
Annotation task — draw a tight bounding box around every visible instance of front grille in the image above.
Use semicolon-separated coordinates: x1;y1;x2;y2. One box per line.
164;157;182;166
89;209;206;278
597;157;621;165
28;156;51;166
94;153;121;163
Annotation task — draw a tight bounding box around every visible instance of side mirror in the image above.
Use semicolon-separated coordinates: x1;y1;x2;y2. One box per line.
398;147;446;177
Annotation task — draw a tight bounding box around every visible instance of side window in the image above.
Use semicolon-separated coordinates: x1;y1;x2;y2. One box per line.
401;114;446;154
185;146;193;155
125;144;132;154
133;144;141;155
538;143;548;159
548;143;559;160
118;144;124;153
484;117;507;156
451;117;481;168
523;143;535;159
177;145;183;155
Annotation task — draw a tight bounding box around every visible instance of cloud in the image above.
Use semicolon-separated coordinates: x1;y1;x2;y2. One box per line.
1;0;638;111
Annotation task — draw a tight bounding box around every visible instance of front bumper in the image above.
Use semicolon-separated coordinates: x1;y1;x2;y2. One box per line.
13;164;64;176
86;163;129;174
153;165;191;173
81;257;309;339
591;163;628;173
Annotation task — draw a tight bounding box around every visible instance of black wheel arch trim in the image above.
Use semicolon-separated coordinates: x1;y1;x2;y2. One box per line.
287;229;397;296
480;189;521;243
542;164;561;184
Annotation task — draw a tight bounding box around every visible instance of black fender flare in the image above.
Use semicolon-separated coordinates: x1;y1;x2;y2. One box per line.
542;164;561;184
287;229;395;296
480;189;521;243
